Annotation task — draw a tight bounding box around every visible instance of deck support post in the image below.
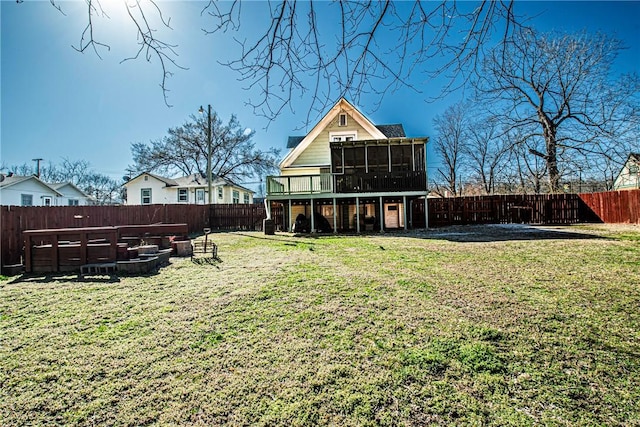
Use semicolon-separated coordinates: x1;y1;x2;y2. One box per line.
356;197;360;233
288;200;293;232
310;199;315;232
332;197;337;233
425;197;429;229
379;196;384;232
403;196;408;230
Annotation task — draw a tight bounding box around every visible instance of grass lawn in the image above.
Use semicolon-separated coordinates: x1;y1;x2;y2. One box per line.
1;224;639;426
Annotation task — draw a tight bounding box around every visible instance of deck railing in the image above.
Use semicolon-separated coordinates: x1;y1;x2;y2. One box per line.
267;171;427;195
267;174;334;195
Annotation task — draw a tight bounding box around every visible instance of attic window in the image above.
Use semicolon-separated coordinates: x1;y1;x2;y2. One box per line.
338;113;347;127
144;175;149;181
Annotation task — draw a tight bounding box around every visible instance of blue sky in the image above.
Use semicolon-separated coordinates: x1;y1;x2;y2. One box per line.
2;1;639;187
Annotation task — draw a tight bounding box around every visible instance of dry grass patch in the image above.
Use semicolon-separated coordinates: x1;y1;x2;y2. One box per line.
1;225;639;426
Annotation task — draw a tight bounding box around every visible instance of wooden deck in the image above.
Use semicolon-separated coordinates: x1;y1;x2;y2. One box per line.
22;224;189;273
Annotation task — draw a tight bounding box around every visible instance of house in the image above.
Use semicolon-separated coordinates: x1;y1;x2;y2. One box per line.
266;98;428;233
0;174;63;206
123;172;255;205
613;153;640;190
49;182;93;206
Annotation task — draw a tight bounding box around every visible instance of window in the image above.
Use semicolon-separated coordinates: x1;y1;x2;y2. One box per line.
629;163;639;174
196;189;205;204
144;175;149;181
330;131;357;142
178;188;188;202
42;197;52;207
21;194;33;206
243;193;250;204
218;186;224;199
338;113;347;127
232;190;240;204
68;199;79;206
141;188;152;205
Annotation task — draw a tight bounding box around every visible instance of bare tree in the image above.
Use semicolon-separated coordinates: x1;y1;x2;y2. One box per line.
130;109;280;182
30;1;521;120
433;102;471;197
465;117;512;194
477;29;640;192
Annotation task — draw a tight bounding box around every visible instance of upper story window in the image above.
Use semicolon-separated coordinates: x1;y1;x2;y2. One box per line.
144;175;149;181
178;188;188;202
232;190;240;204
218;186;224;199
330;131;357;143
68;199;79;206
21;194;33;206
141;188;152;205
338;113;348;127
243;193;250;204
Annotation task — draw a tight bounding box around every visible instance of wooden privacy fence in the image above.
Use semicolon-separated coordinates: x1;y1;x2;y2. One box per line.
1;203;266;268
416;190;639;227
579;190;640;224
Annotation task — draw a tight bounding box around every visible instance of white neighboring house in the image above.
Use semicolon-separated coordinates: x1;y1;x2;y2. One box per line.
613;153;640;191
0;174;63;206
49;182;93;206
123;172;255;205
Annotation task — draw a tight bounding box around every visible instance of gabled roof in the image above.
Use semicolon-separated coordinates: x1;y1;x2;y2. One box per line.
127;172;255;194
49;182;91;198
127;172;178;187
280;98;388;168
628;153;640;163
0;174;64;196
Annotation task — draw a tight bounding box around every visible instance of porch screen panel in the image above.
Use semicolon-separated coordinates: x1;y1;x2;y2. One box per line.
368;145;389;173
391;145;412;172
343;147;366;174
331;147;343;173
413;143;426;171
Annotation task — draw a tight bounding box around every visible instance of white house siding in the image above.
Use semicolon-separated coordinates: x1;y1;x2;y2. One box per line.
0;179;59;206
125;176;172;205
53;184;91;206
614;164;640;190
125;174;254;205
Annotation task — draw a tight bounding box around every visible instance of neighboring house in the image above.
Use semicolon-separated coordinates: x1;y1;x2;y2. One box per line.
266;98;429;232
123;172;255;205
0;174;63;206
49;182;93;206
613;153;640;190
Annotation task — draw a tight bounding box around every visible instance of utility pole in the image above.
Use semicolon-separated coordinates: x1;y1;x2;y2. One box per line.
32;158;43;178
199;104;213;204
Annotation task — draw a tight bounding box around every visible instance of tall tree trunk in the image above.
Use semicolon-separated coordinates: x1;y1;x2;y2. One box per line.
539;111;561;192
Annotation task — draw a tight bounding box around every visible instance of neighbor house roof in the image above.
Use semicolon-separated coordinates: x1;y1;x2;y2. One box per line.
0;174;64;196
49;182;91;198
127;172;178;187
134;172;255;194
